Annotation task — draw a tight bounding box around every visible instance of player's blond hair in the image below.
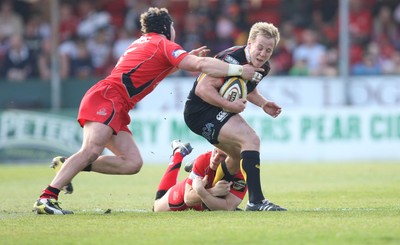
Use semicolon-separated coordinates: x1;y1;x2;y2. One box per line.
248;22;280;48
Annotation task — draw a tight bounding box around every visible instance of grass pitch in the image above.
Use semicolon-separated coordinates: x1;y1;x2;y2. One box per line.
0;162;399;245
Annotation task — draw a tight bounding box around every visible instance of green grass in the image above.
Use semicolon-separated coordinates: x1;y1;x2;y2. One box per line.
0;162;399;245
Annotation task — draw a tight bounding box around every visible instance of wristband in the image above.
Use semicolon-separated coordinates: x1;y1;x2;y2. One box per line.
260;101;268;108
227;64;243;76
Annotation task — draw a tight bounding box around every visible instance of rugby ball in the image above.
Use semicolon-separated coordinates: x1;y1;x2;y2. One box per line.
218;77;247;102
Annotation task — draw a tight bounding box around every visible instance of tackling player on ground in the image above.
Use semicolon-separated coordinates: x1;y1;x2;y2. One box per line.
32;7;263;215
183;22;287;211
153;140;247;212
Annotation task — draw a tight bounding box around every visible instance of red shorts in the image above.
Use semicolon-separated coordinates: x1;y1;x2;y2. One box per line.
168;181;203;211
78;81;132;134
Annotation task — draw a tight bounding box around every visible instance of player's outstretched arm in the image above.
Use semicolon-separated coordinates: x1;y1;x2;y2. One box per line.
178;55;264;81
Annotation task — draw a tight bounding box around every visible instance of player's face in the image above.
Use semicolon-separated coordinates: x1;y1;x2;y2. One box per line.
170;23;176;42
209;148;227;170
248;34;275;67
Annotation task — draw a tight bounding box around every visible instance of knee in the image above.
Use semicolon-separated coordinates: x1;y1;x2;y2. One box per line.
242;132;260;149
80;149;102;163
125;158;143;174
251;134;260;146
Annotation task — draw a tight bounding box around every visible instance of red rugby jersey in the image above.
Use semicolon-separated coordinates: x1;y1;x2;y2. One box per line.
188;151;247;200
103;33;188;108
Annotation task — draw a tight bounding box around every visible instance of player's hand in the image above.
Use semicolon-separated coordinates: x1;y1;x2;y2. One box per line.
210;180;232;197
189;46;210;57
241;64;264;82
224;98;247;113
261;101;282;118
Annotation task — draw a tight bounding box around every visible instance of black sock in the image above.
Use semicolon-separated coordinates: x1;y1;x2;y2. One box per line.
155;190;167;200
240;151;264;204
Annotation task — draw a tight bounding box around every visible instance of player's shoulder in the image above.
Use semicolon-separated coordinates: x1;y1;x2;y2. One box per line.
193;151;212;169
215;45;246;64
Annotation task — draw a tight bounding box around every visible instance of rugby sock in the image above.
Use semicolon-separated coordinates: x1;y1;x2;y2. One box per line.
155;152;183;200
212;160;234;186
40;185;60;200
240;150;264;204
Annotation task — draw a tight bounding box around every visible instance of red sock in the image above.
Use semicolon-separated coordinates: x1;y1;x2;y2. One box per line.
40;185;60;200
155;152;183;199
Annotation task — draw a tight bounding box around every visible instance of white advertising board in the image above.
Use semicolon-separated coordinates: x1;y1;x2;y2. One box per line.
128;107;400;163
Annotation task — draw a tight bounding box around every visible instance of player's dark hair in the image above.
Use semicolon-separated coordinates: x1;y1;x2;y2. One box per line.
140;7;172;40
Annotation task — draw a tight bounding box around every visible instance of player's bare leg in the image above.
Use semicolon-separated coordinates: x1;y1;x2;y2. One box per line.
89;130;143;174
216;115;286;211
33;121;113;214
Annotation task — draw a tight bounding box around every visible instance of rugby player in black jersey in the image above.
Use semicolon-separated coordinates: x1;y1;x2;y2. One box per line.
184;22;286;211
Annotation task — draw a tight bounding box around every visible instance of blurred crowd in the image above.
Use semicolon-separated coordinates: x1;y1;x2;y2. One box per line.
0;0;400;82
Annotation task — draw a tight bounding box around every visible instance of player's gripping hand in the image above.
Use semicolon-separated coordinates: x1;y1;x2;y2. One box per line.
209;180;232;197
241;64;264;82
223;98;247;114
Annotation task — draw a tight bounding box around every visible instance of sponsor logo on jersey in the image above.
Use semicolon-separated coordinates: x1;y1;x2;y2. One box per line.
202;123;215;141
96;108;108;116
232;179;246;192
216;111;229;121
172;49;187;58
224;55;239;64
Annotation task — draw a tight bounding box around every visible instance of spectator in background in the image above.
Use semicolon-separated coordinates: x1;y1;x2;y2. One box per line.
76;0;113;41
86;27;112;77
70;38;94;80
289;59;309;76
24;14;51;59
292;28;326;74
181;13;203;53
269;38;293;75
372;5;398;44
37;38;52;81
112;27;135;63
0;0;23;42
278;20;298;52
393;2;400;50
0;34;36;81
124;1;148;37
214;16;235;52
311;48;338;76
381;50;400;75
59;1;79;42
351;52;382;75
59;36;77;79
349;0;373;45
280;0;313;28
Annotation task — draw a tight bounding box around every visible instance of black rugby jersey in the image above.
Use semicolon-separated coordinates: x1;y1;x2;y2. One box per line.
185;45;271;114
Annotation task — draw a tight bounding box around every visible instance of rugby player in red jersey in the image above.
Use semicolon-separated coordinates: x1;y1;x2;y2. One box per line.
153;140;247;212
33;7;263;215
184;22;287;211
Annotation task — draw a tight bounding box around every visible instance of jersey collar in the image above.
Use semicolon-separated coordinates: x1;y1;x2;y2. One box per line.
245;46;251;64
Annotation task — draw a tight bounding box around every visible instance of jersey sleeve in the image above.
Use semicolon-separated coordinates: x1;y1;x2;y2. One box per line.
187;151;211;185
163;40;189;67
229;173;247;200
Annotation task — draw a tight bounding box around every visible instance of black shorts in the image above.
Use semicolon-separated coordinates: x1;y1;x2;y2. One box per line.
184;103;235;144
